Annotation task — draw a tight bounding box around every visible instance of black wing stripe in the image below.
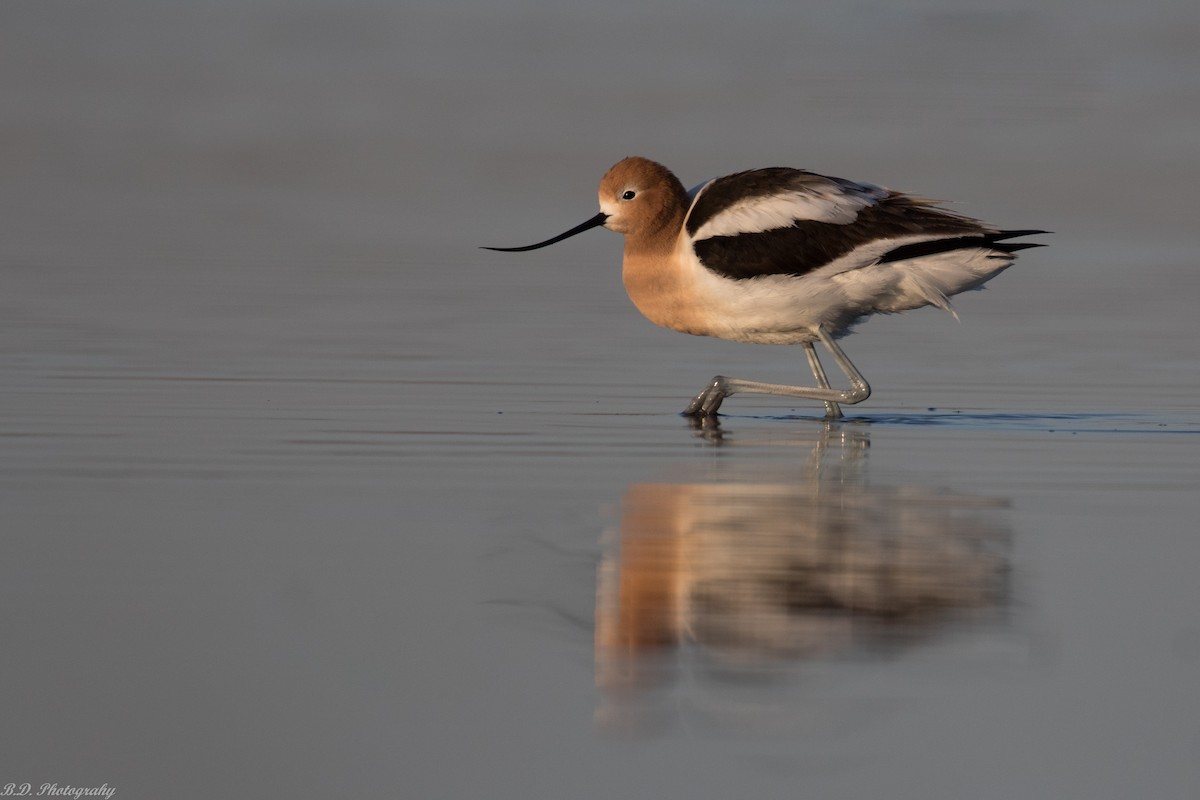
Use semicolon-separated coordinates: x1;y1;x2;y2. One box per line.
878;230;1048;263
694;198;991;280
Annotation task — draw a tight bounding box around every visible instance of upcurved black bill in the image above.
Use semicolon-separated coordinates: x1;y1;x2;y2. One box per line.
482;212;608;252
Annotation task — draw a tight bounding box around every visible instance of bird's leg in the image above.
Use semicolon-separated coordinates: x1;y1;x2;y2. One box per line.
681;327;871;417
803;342;842;420
815;327;872;405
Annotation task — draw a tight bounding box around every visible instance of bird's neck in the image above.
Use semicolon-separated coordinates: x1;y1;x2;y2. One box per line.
624;207;685;258
621;222;710;336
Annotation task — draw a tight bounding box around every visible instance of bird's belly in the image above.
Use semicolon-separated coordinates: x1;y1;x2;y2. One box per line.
698;273;862;344
625;246;1014;345
623;262;855;345
622;239;1016;345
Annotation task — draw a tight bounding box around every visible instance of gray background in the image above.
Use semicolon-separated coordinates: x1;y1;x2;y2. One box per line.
4;1;1199;797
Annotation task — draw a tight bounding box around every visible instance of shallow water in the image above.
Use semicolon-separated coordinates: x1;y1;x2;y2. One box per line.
4;1;1200;798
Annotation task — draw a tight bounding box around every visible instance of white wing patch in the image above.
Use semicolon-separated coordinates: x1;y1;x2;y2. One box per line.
690;180;888;241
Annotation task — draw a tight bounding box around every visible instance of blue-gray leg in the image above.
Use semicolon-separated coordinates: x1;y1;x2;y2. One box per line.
682;327;870;418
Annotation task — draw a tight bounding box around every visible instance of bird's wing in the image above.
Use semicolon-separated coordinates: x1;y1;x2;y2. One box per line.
683;168;995;281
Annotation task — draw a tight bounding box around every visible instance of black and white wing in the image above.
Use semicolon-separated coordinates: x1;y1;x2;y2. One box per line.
684;167;1039;281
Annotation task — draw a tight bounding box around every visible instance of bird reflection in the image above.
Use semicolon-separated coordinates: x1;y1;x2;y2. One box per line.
594;426;1011;725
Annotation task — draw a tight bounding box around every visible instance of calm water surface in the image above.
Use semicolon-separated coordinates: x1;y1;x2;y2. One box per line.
3;1;1200;798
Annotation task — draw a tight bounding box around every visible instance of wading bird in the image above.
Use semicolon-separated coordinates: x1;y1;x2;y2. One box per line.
485;156;1044;419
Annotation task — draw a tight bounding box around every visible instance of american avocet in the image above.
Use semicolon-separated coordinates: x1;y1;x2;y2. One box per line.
485;157;1045;419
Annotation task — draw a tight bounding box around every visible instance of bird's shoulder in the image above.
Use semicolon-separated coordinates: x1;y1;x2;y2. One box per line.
684;167;887;239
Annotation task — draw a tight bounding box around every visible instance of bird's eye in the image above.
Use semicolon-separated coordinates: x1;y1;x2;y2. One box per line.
621;189;637;201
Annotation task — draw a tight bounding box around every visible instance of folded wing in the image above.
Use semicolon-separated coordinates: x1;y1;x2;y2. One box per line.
684;167;1034;282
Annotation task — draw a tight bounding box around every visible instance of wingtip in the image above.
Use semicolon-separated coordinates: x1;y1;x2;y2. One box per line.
995;229;1052;240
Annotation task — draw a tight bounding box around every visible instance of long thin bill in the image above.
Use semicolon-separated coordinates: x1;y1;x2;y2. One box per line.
482;212;608;252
